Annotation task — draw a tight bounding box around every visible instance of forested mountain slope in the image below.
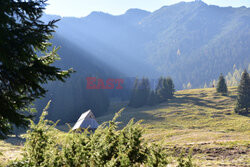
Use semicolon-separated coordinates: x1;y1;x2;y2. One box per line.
141;1;250;88
38;1;250;122
45;1;250;89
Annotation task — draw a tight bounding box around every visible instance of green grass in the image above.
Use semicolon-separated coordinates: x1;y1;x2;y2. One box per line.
53;87;249;146
97;87;250;166
98;87;249;144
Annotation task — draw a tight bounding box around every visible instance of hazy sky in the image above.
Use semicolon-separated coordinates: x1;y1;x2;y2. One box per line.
45;0;250;17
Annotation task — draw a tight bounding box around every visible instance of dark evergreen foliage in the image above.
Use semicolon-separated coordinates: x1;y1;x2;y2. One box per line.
0;0;72;137
216;74;228;94
235;70;250;115
129;77;175;108
147;91;158;106
138;78;150;107
164;77;175;99
133;78;150;108
156;77;175;103
156;77;165;103
129;78;150;108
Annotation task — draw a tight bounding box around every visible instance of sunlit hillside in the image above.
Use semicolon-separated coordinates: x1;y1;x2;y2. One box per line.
97;87;250;166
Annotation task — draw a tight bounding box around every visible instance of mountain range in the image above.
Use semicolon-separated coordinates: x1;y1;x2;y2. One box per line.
37;1;250;122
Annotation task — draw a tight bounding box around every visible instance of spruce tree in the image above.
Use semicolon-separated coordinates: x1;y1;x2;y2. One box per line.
216;74;228;94
165;77;175;99
156;77;165;103
0;0;72;137
235;70;250;115
156;77;175;102
156;77;164;92
129;78;150;108
136;78;150;107
147;91;158;106
159;79;169;100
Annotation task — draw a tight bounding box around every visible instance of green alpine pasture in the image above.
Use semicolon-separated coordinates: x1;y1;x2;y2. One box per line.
1;87;249;166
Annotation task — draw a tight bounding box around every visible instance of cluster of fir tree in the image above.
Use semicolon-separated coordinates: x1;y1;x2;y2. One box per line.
129;77;175;108
9;102;193;167
216;71;250;115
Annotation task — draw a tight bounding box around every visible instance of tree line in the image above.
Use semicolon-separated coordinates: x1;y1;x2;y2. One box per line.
128;71;250;117
129;77;175;108
205;64;250;88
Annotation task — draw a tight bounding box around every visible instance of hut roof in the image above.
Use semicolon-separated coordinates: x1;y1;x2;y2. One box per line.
72;110;99;130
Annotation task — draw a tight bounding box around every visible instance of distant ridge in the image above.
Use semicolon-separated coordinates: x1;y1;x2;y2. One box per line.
44;1;250;89
125;8;151;16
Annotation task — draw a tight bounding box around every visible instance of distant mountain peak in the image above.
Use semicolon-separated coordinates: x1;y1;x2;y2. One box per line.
84;11;113;20
193;0;207;6
125;8;151;15
158;0;208;12
87;11;111;18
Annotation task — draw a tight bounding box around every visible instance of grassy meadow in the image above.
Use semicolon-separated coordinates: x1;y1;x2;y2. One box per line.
97;87;250;166
0;87;249;166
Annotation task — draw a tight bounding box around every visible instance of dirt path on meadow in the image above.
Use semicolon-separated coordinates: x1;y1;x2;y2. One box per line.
167;142;250;166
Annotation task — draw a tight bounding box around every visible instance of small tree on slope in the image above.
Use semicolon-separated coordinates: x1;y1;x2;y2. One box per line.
216;74;228;94
235;70;250;115
165;77;175;99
